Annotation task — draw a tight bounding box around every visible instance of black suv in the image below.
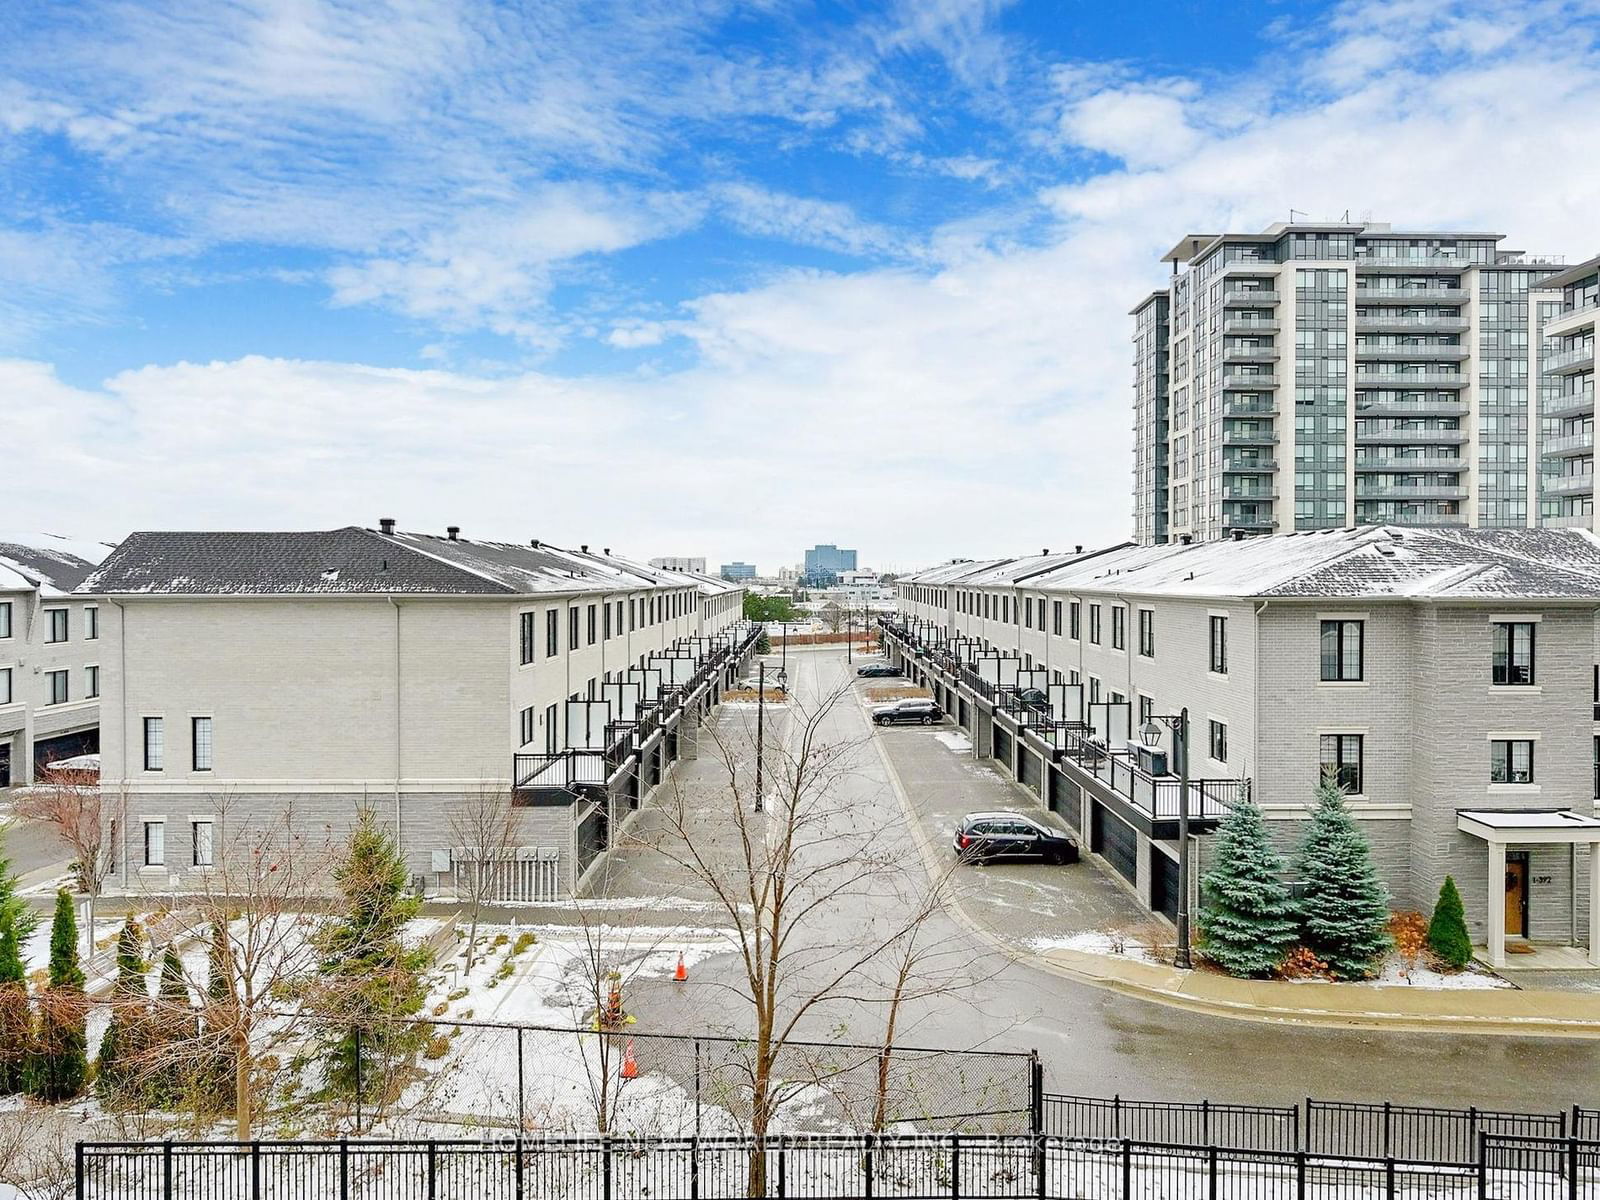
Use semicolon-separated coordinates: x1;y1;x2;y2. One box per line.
953;812;1079;864
870;698;943;726
856;663;902;678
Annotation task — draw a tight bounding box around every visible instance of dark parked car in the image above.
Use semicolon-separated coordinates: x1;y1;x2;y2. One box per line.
856;663;902;678
952;812;1079;864
870;697;943;726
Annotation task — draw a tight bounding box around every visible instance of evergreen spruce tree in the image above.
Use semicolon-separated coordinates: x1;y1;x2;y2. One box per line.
0;912;29;1094
0;835;39;943
25;889;87;1101
318;809;430;1114
196;923;238;1116
95;918;148;1105
151;944;193;1110
1426;875;1473;969
1295;778;1393;980
1198;794;1299;977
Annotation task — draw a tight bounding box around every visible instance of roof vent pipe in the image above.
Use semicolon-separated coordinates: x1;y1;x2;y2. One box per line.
379;517;396;535
1075;545;1083;554
447;526;460;541
581;544;589;554
1042;548;1050;556
1179;534;1192;545
603;548;611;556
530;539;541;549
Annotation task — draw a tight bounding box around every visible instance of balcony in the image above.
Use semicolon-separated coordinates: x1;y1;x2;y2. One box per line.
1545;430;1595;458
1354;344;1468;361
513;750;609;804
1052;724;1243;834
1544;344;1596;375
1221;427;1278;446
1545;512;1595;529
1222;344;1279;363
1222;457;1277;473
1546;473;1596;497
1354;454;1465;472
1355;427;1469;445
1222;318;1279;333
1221;289;1279;307
1354;397;1468;418
1353;370;1465;387
1222;398;1276;417
1544;300;1600;338
1353;255;1475;272
1355;288;1468;303
1544;389;1596;420
1354;313;1469;332
1222;485;1277;500
1222;512;1277;532
1220;373;1278;390
1354;483;1469;501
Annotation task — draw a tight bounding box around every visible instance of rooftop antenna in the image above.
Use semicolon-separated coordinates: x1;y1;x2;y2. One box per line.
1288;208;1308;223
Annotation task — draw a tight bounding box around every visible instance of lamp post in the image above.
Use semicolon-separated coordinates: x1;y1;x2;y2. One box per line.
1140;708;1192;969
846;606;853;663
755;661;766;813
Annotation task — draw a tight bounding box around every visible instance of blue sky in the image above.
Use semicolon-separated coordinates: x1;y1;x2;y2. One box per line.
4;0;1599;571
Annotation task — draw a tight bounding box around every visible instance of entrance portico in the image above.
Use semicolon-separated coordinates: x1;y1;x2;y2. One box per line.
1457;809;1600;968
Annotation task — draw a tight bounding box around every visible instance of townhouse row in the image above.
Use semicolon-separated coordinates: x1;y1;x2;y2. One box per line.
78;521;753;900
889;526;1600;966
0;535;108;786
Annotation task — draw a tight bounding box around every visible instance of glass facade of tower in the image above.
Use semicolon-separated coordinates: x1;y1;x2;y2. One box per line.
1132;294;1171;544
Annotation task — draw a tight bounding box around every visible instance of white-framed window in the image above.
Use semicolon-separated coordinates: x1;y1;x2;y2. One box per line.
1209;615;1228;674
144;717;164;771
192;717;213;771
1490;739;1534;784
85;607;99;641
85;665;99;699
0;601;11;639
0;667;10;705
143;820;166;867
45;609;68;643
1209;720;1228;763
191;820;214;867
46;669;68;705
519;705;535;746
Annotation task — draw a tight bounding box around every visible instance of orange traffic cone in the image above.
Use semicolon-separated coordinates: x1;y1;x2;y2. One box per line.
621;1038;639;1080
674;952;687;983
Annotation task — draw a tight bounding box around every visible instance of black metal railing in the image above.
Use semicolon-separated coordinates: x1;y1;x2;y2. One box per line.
1042;1093;1299;1152
1577;1106;1600;1141
1055;725;1243;821
1305;1098;1568;1165
77;1132;1600;1200
511;750;608;797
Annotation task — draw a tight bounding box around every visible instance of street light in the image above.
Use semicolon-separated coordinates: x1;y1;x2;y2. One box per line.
1140;708;1192;970
755;661;766;813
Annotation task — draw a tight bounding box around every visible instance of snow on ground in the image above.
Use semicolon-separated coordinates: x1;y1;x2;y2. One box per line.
934;731;973;753
1355;958;1512;990
1032;931;1161;964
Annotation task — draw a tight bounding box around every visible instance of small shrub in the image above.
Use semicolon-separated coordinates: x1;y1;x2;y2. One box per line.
1426;876;1473;970
431;1002;448;1017
446;988;468;1003
423;1035;451;1060
492;933;509;948
1388;911;1428;981
512;932;536;955
496;962;514;980
1275;945;1331;980
460;1008;474;1020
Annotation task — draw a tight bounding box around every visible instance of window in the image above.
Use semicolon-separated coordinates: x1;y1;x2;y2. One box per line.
1209;720;1228;763
1319;734;1363;794
1088;677;1101;704
0;601;10;638
85;608;98;640
546;609;559;656
143;821;165;868
1052;600;1063;636
569;607;580;649
0;667;9;705
1024;598;1033;629
1070;602;1081;640
1490;739;1534;784
45;609;67;643
604;603;612;640
520;612;536;664
1320;620;1364;681
85;666;99;699
1209;616;1228;674
584;603;595;646
144;717;164;771
46;670;68;705
191;820;214;868
1089;604;1102;645
1491;622;1535;685
544;703;558;753
192;717;213;771
1138;609;1155;658
1138;695;1154;726
1111;606;1126;651
519;705;535;746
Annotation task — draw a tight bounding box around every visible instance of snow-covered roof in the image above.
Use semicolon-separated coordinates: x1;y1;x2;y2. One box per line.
902;527;1600;603
0;533;110;596
82;527;714;598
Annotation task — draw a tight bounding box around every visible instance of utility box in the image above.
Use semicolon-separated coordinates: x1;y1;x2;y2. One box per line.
1132;744;1169;777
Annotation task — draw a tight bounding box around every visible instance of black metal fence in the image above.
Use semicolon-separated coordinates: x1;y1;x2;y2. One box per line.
1041;1093;1299;1151
1303;1098;1569;1165
77;1131;1600;1199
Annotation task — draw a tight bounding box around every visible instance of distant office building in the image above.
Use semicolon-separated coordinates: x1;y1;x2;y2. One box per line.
650;556;706;572
803;544;857;585
720;562;758;581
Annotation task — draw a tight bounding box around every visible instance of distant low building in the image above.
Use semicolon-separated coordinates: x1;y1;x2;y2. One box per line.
650;556;706;573
720;562;758;581
803;544;857;586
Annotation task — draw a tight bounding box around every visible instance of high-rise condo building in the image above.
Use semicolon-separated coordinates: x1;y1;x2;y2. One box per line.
1132;221;1570;543
1538;254;1598;530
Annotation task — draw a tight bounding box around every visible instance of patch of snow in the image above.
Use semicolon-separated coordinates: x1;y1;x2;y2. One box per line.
934;731;973;753
1359;958;1513;990
1032;932;1159;963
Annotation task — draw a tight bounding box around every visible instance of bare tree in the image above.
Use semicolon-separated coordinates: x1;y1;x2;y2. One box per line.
636;678;956;1194
14;769;114;959
446;786;519;973
818;602;846;634
145;797;336;1139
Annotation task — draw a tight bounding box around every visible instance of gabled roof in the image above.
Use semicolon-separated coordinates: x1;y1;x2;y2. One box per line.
81;528;710;597
0;533;110;596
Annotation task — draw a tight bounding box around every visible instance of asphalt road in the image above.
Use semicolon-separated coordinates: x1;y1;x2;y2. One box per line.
595;648;1600;1110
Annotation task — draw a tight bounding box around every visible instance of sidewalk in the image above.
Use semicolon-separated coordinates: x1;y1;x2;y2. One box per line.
872;712;1600;1040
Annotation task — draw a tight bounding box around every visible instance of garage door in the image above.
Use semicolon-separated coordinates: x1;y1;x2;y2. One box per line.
993;727;1013;774
1018;750;1043;797
1150;847;1180;922
958;699;970;730
1048;769;1080;825
1092;803;1138;885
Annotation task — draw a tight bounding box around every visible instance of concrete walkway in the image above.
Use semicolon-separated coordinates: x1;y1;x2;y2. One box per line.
868;688;1600;1040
